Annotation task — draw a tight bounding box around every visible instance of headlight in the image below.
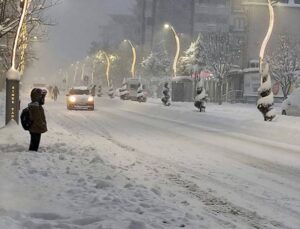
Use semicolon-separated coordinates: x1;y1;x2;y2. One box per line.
88;96;94;102
69;96;76;103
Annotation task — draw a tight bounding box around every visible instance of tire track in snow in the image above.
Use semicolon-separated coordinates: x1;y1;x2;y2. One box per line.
47;101;300;228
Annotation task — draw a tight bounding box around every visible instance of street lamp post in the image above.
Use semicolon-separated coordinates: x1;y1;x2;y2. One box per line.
124;40;136;78
5;0;29;125
257;0;278;121
164;23;180;77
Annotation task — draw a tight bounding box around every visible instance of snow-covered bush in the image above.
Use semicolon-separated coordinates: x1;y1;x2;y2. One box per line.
257;62;276;121
195;79;207;102
119;78;129;99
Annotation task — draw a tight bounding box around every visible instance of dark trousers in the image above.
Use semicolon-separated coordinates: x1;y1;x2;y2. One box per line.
29;133;41;151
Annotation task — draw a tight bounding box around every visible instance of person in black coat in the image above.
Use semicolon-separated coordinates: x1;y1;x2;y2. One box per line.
28;88;47;151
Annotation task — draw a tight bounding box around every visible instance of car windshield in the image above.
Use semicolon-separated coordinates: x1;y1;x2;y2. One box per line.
129;84;139;90
69;89;90;95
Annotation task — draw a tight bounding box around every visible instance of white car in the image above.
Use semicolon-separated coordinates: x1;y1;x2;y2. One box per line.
282;88;300;116
66;86;94;110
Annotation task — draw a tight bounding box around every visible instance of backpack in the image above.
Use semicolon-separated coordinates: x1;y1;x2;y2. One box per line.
20;107;32;131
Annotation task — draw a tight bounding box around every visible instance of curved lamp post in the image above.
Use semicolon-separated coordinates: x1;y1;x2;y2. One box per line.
124;40;136;78
259;0;277;67
164;23;180;77
5;0;30;125
257;0;278;121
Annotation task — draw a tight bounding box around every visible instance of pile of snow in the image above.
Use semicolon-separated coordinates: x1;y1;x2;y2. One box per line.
0;121;28;151
0;132;205;228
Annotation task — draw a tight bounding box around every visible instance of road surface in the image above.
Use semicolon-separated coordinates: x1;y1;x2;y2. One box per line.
44;96;300;229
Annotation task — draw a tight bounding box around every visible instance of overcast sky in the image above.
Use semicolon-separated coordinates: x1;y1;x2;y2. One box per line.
27;0;134;81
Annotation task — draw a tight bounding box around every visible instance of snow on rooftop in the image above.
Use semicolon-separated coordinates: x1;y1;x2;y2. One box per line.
6;68;20;81
171;76;193;82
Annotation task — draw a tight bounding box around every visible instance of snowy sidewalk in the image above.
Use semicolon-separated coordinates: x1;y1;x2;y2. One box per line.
0;121;213;229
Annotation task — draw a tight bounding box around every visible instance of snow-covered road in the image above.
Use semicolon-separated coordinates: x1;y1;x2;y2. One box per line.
1;94;300;228
51;97;300;228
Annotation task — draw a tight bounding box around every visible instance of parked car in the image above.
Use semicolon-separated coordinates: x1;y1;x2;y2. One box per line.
126;78;148;101
66;86;94;110
282;88;300;116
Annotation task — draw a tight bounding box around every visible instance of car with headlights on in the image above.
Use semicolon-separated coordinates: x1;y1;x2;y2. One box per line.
66;86;94;110
282;87;300;116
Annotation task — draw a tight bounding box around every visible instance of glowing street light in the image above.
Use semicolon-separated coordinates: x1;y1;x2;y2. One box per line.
257;0;278;121
124;40;137;78
259;0;277;65
5;0;30;125
95;51;116;87
164;23;180;77
102;52;111;87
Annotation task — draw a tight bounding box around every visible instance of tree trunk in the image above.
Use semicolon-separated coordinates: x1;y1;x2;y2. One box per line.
225;80;229;103
217;83;222;105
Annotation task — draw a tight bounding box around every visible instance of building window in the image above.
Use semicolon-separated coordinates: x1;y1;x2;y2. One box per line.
294;0;300;4
233;18;245;31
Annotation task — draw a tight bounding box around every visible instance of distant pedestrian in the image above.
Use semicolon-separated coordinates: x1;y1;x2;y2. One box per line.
52;86;60;101
48;85;53;99
91;84;96;97
28;88;48;151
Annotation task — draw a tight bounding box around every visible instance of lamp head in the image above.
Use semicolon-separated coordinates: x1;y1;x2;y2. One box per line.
164;24;170;29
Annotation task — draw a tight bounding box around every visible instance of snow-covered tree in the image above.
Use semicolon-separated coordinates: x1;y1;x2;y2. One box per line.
257;62;276;121
178;35;206;76
161;82;171;106
204;32;241;105
195;79;206;101
269;36;300;99
141;43;171;77
108;83;114;98
0;0;58;90
119;78;129;99
194;78;207;112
